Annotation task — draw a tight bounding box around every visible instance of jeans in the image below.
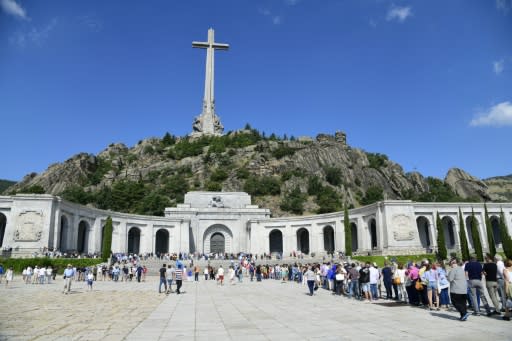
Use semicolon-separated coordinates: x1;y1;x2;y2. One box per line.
336;280;343;295
176;280;182;294
349;280;360;299
159;277;167;293
370;283;378;300
194;272;199;281
167;279;173;291
307;280;315;295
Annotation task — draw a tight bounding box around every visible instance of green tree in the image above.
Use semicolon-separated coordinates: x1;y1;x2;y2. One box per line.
19;185;45;194
307;176;323;196
484;204;496;257
344;204;352;256
102;216;113;262
324;166;343;186
135;191;170;216
360;186;384;206
458;208;470;261
499;209;512;259
60;185;93;205
161;132;176;146
470;209;484;261
436;212;447;261
316;187;342;214
280;186;306;214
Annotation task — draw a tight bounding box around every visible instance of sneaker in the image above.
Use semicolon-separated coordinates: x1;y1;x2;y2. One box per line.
502;316;510;321
461;312;470;321
472;312;481;316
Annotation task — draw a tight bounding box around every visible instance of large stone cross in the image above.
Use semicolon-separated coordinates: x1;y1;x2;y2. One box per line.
191;28;229;136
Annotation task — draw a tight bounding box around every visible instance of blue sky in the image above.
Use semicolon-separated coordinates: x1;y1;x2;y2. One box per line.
1;0;511;182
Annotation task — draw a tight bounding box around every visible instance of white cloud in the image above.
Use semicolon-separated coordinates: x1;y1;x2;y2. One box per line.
9;17;58;47
386;5;412;23
494;59;505;75
0;0;28;20
470;101;512;127
285;0;300;5
79;14;103;32
496;0;511;14
259;8;282;25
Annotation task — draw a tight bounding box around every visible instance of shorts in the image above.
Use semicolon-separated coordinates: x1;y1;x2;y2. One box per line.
361;283;370;292
218;275;224;280
427;281;437;291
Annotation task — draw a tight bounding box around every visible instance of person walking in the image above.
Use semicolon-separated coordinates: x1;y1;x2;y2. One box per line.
448;258;470;321
305;266;316;296
175;264;183;294
217;266;225;286
158;264;167;294
63;264;75;294
86;271;94;291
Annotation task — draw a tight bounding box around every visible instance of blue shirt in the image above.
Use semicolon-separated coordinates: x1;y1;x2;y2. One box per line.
64;268;75;278
464;261;482;280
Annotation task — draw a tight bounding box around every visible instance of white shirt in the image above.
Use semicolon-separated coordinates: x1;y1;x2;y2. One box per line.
369;266;380;284
217;268;224;276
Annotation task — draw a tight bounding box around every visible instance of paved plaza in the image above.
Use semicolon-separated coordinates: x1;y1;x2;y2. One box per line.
0;276;510;341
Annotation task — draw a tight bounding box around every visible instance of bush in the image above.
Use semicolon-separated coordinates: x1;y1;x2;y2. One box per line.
324;166;343;186
280;187;307;214
271;144;296;159
206;181;222;191
210;169;229;182
18;185;45;194
244;176;281;196
366;153;388;169
236;168;250;179
60;185;93;205
316;187;342;213
307;176;323;196
0;258;103;274
360;186;384;205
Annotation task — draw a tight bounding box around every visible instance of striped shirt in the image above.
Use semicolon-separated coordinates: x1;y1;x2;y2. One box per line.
175;269;183;280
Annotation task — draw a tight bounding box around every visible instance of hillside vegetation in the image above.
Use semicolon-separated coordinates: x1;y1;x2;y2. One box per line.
4;126;498;217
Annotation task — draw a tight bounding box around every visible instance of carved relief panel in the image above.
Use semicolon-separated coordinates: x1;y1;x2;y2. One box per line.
14;211;44;242
392;214;415;241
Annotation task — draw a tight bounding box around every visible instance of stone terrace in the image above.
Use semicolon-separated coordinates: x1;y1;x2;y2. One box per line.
0;275;509;340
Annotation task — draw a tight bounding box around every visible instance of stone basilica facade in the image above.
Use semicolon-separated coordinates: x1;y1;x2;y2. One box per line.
1;191;511;258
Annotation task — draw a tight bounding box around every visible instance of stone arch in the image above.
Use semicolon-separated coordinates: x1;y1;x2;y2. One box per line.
269;229;283;254
416;216;431;248
128;227;141;255
203;224;233;254
441;216;456;248
0;212;6;248
59;215;70;251
369;218;377;249
77;220;90;254
490;216;501;247
465;216;476;249
350;222;358;252
323;225;335;253
155;229;169;255
297;228;310;254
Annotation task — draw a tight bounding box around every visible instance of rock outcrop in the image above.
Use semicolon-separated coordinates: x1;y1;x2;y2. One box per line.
445;168;491;201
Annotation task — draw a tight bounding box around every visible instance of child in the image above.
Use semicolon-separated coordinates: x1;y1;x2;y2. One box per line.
87;271;94;291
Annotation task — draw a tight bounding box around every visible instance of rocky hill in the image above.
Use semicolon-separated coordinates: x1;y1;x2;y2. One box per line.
0;179;16;193
3;128;504;217
484;174;512;201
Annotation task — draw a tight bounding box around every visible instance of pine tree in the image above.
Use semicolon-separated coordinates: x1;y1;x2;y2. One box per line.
344;204;352;256
484;204;496;257
499;209;512;259
102;216;113;262
458;208;470;261
436;212;447;261
470;209;484;261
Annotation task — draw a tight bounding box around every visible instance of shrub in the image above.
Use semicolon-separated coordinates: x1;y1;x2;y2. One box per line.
102;216;113;262
206;181;222;191
210;169;229;182
360;186;384;205
236;168;250;179
324;166;343;186
271;144;296;159
244;176;281;196
280;187;307;214
366;153;388;169
0;258;103;274
316;187;342;214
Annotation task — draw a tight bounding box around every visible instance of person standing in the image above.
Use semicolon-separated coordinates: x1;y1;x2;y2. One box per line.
465;255;492;316
217;266;225;286
86;271;94;291
175;264;183;294
228;266;235;285
381;262;393;300
194;265;200;282
0;264;4;284
348;263;360;300
204;266;209;281
159;264;167;294
63;264;75;294
5;267;13;287
424;263;439;310
483;254;502;315
369;263;380;301
359;263;371;302
448;258;470;321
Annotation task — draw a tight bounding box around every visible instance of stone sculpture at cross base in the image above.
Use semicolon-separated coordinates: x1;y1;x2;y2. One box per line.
190;28;228;137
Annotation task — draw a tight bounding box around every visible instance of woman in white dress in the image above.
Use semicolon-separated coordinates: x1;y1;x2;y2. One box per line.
5;267;14;287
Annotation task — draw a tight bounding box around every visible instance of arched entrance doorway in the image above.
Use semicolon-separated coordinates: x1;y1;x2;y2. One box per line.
0;213;6;247
369;219;377;249
59;216;69;251
297;228;309;254
416;216;431;249
441;216;456;249
210;232;225;254
350;223;358;252
128;227;141;254
490;216;502;247
77;221;89;254
155;229;169;255
269;229;283;254
323;226;335;253
203;224;232;254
